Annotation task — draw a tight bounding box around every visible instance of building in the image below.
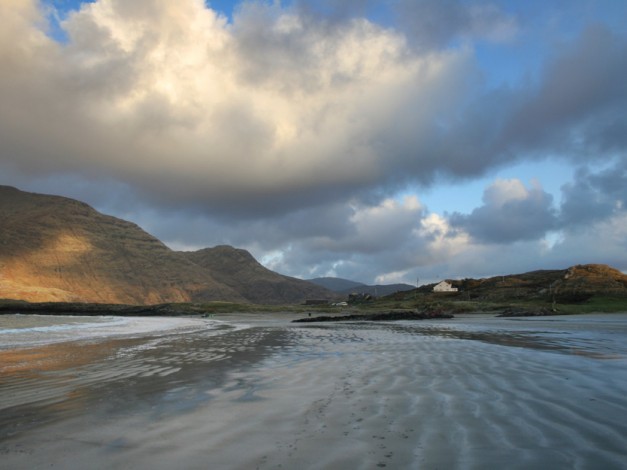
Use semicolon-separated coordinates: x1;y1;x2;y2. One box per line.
433;281;458;292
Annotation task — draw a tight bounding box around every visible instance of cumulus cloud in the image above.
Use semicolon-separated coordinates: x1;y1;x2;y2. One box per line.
0;0;476;217
242;196;429;276
237;195;477;283
560;159;627;227
1;0;626;284
2;1;625;217
551;212;627;267
448;179;557;244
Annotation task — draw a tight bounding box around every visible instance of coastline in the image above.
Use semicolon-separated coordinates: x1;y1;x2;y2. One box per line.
1;313;627;469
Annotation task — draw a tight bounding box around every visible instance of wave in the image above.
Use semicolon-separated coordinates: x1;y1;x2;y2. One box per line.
0;315;229;349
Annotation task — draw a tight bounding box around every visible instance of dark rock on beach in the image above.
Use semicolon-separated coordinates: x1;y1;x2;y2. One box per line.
495;307;561;317
293;310;454;323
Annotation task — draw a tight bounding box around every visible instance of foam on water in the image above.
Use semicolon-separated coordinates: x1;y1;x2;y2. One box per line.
0;314;231;349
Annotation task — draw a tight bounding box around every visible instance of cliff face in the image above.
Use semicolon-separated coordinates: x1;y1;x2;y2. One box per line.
0;186;330;304
182;246;336;304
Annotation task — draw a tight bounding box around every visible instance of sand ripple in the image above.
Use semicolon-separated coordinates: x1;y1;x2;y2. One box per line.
1;315;626;469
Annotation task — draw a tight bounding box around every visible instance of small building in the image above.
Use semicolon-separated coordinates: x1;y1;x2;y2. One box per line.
433;281;458;292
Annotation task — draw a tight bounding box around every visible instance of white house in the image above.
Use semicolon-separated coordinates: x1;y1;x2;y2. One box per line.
433;281;458;292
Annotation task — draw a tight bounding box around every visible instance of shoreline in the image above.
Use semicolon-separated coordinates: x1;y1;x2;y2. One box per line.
2;297;626;319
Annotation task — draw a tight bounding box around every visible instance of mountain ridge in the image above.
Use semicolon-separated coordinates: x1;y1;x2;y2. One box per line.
307;277;366;292
0;185;333;305
182;246;337;304
308;277;415;296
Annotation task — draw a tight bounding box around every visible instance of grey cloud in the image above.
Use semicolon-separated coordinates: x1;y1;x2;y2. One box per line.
2;1;624;222
590;116;627;154
559;160;627;228
497;25;627;157
292;0;376;24
449;180;557;244
130;194;430;283
391;23;627;186
548;214;627;271
394;0;518;50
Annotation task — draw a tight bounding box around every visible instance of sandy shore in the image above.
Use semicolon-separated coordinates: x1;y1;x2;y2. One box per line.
1;313;627;469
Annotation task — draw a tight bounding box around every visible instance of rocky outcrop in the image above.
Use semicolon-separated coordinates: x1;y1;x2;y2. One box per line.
495;307;559;317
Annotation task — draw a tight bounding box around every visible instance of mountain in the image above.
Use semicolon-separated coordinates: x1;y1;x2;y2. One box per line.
307;277;366;292
339;284;416;297
0;185;242;304
0;186;333;305
308;277;415;297
182;246;337;304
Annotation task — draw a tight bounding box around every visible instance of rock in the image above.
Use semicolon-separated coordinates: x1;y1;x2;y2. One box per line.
495;307;559;317
293;310;454;323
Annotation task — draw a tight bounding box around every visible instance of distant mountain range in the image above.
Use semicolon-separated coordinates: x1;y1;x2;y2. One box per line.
4;185;623;307
307;277;415;297
0;186;335;305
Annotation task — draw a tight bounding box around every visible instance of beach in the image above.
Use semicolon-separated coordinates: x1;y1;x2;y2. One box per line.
1;313;627;469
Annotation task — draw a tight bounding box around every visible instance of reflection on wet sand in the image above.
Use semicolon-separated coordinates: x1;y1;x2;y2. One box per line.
0;337;142;374
0;327;289;441
299;319;627;359
1;314;627;469
393;323;626;358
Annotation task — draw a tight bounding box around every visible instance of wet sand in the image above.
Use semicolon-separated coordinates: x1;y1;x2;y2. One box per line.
1;313;627;469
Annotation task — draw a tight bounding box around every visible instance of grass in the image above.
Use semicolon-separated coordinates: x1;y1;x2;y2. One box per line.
2;295;625;316
552;297;627;314
186;301;347;315
344;293;627;315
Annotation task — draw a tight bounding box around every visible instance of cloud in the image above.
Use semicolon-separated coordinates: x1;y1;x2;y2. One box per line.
136;193;457;283
291;0;376;24
449;179;557;244
249;195;475;283
2;1;625;219
394;0;518;50
559;159;627;227
2;0;627;285
551;212;627;268
0;0;477;217
497;24;627;158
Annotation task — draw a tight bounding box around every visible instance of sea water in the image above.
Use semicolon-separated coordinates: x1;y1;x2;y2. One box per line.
0;314;229;349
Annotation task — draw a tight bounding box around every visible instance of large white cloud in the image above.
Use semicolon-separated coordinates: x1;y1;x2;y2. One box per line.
3;0;625;214
2;0;626;284
0;0;475;215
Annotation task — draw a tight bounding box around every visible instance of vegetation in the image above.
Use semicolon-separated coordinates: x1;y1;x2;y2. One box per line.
0;293;626;317
2;263;626;317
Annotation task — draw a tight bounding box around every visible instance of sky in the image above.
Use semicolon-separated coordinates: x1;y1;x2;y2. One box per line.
1;0;626;285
